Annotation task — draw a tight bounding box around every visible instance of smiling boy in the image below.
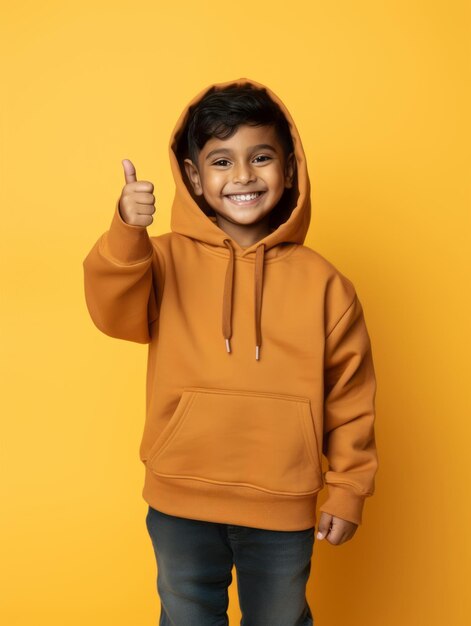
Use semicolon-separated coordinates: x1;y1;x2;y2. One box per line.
183;124;296;248
83;77;378;626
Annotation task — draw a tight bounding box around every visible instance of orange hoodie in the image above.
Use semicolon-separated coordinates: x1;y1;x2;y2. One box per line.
83;77;378;531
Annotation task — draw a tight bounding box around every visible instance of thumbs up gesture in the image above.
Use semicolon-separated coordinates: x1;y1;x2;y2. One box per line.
118;159;156;227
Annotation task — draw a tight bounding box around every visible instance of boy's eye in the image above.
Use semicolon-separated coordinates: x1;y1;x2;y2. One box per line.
212;155;271;167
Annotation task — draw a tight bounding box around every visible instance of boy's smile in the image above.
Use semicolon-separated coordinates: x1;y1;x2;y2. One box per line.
184;124;295;248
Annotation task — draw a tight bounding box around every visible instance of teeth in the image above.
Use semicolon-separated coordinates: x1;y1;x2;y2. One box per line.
228;192;261;201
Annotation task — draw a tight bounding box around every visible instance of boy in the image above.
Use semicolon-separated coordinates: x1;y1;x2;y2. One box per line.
83;77;378;625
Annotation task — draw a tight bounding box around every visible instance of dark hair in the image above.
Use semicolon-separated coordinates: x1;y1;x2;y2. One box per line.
175;82;299;230
185;82;294;167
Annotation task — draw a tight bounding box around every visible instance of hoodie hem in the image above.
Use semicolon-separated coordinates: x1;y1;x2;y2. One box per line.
142;466;320;532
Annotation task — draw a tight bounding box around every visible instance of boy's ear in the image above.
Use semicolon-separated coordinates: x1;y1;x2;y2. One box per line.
184;158;204;195
284;152;296;189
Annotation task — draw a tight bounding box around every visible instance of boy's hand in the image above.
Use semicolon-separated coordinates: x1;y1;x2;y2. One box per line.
316;512;358;545
118;159;156;227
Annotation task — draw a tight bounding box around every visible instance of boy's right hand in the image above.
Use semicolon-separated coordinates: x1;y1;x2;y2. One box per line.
118;159;156;228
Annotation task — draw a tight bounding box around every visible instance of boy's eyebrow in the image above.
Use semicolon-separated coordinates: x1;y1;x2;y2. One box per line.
205;144;278;161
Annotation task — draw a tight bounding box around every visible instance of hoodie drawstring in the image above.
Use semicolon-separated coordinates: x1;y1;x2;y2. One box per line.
222;239;266;360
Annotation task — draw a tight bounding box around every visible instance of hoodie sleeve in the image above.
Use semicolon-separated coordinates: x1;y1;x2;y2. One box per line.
319;277;379;526
82;199;161;344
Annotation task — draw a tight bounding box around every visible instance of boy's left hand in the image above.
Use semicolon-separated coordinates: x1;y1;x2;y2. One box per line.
316;512;358;545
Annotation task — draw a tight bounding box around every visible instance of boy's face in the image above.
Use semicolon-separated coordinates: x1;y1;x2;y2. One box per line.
184;124;295;244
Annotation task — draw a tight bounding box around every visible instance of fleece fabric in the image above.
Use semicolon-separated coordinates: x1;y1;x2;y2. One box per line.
83;77;379;531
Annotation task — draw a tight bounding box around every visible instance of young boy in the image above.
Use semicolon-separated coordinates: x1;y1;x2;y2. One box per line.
83;77;378;626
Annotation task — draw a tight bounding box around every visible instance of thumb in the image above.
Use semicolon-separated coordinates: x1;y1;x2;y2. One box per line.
122;158;137;185
316;512;333;540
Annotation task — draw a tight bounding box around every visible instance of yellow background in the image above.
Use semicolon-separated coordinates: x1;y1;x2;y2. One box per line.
1;1;469;624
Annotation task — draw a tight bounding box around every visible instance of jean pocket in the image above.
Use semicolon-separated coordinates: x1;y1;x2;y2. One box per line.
146;387;323;495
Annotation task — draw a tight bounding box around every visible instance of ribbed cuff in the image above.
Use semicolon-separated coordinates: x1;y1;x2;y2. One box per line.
103;198;154;265
318;483;367;525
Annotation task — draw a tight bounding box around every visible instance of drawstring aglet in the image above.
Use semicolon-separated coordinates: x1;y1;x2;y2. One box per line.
255;345;260;360
225;338;231;354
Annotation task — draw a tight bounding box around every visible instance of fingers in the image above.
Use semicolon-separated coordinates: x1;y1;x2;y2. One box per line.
323;522;344;544
119;192;156;218
316;512;332;541
122;159;137;184
129;192;156;208
121;159;154;194
317;513;356;545
118;159;156;227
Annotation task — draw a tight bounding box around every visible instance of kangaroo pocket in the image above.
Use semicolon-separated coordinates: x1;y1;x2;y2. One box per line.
146;387;323;495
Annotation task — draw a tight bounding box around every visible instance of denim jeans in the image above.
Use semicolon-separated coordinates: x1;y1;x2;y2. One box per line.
145;505;315;626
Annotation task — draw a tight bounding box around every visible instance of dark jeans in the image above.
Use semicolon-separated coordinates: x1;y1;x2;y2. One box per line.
145;505;315;626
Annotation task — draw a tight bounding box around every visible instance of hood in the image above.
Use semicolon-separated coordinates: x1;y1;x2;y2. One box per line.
168;77;312;361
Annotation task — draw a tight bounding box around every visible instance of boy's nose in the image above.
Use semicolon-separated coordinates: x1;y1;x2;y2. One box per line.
232;164;256;184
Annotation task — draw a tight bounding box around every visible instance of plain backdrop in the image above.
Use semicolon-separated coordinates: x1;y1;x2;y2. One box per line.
1;1;469;625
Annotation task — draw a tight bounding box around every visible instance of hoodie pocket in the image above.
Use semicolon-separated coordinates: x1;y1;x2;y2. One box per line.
146;387;323;495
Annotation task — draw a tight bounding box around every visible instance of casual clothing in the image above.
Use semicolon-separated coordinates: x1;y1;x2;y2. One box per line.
145;505;314;626
83;76;379;532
